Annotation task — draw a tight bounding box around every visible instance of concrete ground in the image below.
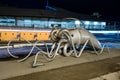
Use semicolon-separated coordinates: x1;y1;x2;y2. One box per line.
0;49;120;80
90;71;120;80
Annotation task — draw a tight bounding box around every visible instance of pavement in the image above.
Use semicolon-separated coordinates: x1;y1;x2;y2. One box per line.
0;49;120;80
90;71;120;80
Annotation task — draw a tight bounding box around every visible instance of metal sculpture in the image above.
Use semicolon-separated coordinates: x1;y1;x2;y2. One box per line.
33;27;106;67
1;27;107;67
52;27;103;56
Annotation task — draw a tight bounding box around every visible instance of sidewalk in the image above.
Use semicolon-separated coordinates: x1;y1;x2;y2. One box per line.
90;71;120;80
0;49;120;80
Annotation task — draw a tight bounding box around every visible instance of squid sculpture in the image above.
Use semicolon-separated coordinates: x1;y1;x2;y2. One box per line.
2;27;106;67
50;27;103;56
33;27;105;67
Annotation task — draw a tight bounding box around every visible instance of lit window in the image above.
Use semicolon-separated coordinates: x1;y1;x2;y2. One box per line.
75;20;80;24
101;22;106;25
84;21;90;25
94;22;99;25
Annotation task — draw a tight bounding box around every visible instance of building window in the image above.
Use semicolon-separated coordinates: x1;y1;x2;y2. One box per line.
0;17;15;26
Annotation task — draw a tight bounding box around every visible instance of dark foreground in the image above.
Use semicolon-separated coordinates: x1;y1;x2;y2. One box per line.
4;56;120;80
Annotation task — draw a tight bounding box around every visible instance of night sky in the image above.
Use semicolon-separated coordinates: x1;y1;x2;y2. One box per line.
0;0;120;17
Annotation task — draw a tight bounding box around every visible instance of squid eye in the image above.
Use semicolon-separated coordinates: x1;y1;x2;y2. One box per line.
71;34;74;37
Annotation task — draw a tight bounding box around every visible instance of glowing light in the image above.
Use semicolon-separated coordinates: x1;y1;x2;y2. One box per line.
90;30;119;34
84;21;90;25
101;22;106;25
93;22;98;25
75;20;80;24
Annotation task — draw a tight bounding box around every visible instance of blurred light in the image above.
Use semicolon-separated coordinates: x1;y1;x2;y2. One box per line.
101;22;106;25
84;21;90;25
75;20;80;24
90;30;119;33
93;22;98;25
